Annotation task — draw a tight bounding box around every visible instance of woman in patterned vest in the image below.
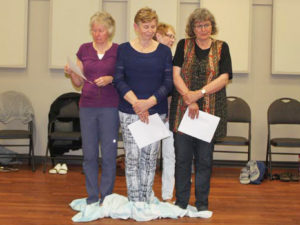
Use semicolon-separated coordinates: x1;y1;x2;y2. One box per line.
169;8;232;212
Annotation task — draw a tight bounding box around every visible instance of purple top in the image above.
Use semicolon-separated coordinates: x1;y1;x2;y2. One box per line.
76;42;119;108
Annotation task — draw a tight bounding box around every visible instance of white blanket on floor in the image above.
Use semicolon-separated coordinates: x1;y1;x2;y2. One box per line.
70;193;212;222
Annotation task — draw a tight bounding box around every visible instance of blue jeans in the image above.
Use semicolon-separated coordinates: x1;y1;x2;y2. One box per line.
174;132;214;210
80;107;119;204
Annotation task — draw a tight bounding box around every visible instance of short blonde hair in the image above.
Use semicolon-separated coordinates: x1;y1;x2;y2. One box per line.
185;8;217;38
89;11;115;40
155;23;175;37
134;7;158;24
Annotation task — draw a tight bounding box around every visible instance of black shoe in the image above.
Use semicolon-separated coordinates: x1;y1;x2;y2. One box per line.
175;202;187;210
197;205;208;211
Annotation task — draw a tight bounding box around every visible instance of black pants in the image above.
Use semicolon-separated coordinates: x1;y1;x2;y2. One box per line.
174;132;214;211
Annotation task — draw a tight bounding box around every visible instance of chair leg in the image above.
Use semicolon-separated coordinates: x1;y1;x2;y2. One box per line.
43;142;50;173
269;150;273;180
266;145;273;180
247;144;251;161
265;148;269;167
266;142;271;179
30;137;35;172
28;143;32;166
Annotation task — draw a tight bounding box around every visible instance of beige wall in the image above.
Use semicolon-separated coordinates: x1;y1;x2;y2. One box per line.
0;0;300;162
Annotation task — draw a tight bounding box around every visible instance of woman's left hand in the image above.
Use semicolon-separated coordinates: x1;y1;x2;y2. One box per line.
183;91;200;105
94;76;113;87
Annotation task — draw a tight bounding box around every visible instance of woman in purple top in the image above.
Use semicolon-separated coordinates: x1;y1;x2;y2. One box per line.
65;11;119;206
114;7;173;205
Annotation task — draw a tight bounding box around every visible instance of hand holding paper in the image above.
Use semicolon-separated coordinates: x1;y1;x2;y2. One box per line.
128;113;170;149
178;109;220;143
67;57;93;84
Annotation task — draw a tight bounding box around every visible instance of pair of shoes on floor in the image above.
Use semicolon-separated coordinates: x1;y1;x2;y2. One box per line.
0;166;19;172
49;163;68;175
240;160;264;184
280;172;299;182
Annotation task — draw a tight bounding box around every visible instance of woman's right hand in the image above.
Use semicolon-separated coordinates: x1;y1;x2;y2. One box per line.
188;103;199;119
64;64;73;75
138;111;149;124
64;64;84;87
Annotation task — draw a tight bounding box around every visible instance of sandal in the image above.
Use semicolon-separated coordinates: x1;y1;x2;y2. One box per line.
279;172;290;182
0;166;11;172
58;163;68;175
0;166;19;172
271;173;280;180
49;163;61;174
239;167;250;184
290;173;299;182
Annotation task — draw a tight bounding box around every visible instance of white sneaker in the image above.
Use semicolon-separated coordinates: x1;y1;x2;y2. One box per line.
49;163;61;174
247;161;260;182
58;163;68;175
239;167;250;184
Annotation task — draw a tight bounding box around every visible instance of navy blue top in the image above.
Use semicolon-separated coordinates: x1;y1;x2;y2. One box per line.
114;42;173;115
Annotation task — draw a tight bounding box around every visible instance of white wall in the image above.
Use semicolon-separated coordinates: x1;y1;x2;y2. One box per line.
0;0;300;162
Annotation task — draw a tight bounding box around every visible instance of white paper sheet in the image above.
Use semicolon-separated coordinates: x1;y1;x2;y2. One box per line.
128;113;170;149
67;57;93;84
178;109;220;143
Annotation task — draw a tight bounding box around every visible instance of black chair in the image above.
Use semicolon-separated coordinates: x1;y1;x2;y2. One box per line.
43;92;82;172
266;98;300;178
0;91;35;171
214;96;251;163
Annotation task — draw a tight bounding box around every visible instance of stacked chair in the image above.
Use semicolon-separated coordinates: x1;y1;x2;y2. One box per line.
0;91;35;171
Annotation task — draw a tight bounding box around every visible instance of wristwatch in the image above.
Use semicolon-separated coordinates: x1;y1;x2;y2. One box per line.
200;88;206;95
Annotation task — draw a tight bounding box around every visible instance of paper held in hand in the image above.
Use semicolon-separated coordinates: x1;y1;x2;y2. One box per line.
178;109;220;143
67;57;93;84
128;113;170;149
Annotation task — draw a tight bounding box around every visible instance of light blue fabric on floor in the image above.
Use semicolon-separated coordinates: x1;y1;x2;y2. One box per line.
71;201;102;222
186;205;213;218
70;193;213;222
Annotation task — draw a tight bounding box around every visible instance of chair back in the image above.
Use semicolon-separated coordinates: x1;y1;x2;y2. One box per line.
57;101;79;119
0;91;34;124
227;96;251;123
48;92;80;123
268;98;300;124
47;92;81;157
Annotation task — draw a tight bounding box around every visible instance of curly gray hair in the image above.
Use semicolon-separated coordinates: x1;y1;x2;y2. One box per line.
185;8;217;38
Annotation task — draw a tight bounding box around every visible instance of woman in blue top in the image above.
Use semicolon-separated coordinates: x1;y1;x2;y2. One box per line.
114;7;173;203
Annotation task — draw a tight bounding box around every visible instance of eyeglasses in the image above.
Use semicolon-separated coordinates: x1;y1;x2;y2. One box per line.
194;23;211;29
165;33;176;40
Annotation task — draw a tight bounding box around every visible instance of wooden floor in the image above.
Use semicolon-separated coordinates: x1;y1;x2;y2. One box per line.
0;164;300;225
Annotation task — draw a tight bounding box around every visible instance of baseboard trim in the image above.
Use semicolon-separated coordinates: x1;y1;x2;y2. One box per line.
2;156;299;169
